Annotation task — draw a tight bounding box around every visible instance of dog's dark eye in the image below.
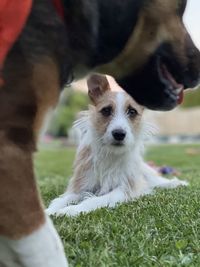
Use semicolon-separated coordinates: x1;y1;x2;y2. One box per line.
127;106;138;118
100;106;113;117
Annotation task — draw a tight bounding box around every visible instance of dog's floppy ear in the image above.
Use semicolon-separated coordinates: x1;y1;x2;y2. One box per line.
87;74;110;104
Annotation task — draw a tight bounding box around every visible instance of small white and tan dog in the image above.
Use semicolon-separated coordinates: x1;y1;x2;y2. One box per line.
46;74;187;217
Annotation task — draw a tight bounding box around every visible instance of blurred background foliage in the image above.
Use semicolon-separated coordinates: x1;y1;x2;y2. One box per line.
47;88;89;137
182;86;200;108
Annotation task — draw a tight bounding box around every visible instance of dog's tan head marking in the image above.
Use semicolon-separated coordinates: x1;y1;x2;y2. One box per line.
123;93;144;133
87;74;111;105
87;74;116;135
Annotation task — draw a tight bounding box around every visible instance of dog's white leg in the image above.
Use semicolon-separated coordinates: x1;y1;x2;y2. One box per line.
152;176;188;189
46;192;81;215
142;163;188;189
55;187;126;216
0;216;68;267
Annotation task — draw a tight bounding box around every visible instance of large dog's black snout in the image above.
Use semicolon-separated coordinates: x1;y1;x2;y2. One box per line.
183;34;200;88
117;38;200;111
112;129;126;141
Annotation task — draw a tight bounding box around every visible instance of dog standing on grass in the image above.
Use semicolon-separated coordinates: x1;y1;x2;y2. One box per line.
47;74;188;217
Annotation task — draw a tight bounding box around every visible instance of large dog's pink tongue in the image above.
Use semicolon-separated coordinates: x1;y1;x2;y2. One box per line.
178;90;184;104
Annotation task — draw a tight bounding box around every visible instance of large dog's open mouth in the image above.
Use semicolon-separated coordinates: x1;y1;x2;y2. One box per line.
117;42;200;111
157;57;184;105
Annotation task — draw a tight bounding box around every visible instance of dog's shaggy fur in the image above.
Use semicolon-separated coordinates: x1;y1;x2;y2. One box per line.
0;1;199;266
47;75;187;216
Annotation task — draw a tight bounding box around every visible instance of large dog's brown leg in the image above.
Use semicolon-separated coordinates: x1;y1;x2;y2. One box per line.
0;53;68;266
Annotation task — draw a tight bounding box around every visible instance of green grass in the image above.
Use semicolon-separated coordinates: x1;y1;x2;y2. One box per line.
35;144;200;267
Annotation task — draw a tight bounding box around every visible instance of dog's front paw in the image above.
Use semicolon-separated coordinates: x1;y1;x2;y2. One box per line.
168;177;189;188
55;205;82;217
46;207;58;216
46;197;66;216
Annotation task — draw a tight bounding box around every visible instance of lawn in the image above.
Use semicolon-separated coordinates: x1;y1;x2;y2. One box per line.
35;144;200;267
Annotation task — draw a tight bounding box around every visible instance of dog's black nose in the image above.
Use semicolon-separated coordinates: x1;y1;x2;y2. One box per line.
112;129;126;141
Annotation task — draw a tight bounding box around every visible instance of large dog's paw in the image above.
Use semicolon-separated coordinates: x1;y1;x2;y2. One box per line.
0;216;68;267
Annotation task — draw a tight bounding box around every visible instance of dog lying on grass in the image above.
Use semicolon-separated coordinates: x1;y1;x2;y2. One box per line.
47;74;188;217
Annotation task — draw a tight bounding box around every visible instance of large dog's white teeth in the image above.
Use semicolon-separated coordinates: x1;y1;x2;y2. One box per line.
174;87;183;95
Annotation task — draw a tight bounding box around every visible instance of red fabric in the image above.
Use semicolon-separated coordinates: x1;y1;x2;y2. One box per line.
0;0;64;78
0;0;32;70
52;0;65;20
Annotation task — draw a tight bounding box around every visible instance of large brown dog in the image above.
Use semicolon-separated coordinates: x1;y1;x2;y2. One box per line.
0;0;199;266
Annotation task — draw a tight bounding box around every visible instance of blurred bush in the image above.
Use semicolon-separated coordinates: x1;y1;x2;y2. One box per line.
48;88;89;137
181;86;200;108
